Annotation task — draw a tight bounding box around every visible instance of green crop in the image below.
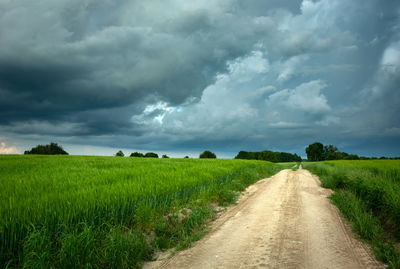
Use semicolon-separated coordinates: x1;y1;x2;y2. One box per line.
304;160;400;268
0;155;287;268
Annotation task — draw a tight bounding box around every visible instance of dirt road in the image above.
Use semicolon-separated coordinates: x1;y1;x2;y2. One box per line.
145;168;383;268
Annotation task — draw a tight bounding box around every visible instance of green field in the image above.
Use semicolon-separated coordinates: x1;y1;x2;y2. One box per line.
303;160;400;268
0;155;289;268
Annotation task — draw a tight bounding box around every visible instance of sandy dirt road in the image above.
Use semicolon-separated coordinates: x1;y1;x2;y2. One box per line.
145;168;383;269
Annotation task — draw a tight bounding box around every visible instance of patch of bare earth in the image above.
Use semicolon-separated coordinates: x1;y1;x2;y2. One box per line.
144;169;383;269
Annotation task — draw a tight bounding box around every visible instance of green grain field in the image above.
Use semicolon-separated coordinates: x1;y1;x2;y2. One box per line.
303;160;400;268
0;155;288;268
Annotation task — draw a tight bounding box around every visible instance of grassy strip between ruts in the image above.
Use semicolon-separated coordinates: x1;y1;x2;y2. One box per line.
0;155;291;268
303;160;400;268
290;162;301;171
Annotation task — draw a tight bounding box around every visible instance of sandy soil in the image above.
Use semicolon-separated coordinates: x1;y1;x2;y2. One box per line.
144;168;383;269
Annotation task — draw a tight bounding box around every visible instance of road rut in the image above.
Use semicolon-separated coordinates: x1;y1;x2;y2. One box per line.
145;168;383;268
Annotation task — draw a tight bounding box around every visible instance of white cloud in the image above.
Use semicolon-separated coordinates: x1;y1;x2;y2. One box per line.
276;55;308;82
381;41;400;71
361;41;400;100
132;101;178;125
227;51;270;82
133;51;335;143
285;80;330;114
267;80;331;115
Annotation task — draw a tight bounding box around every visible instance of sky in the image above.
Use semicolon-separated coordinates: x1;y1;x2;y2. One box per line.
0;0;399;158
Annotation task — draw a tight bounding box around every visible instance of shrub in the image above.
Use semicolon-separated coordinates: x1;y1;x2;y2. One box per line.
162;155;169;158
144;152;158;158
199;150;216;159
130;152;144;157
115;150;124;157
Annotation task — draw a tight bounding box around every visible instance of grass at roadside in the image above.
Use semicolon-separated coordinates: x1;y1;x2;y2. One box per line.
303;160;400;268
291;162;301;171
0;155;289;268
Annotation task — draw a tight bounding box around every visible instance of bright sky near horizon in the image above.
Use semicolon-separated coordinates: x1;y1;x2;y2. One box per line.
0;0;399;158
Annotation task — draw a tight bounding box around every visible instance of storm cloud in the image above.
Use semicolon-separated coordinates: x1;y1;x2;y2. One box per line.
1;0;399;157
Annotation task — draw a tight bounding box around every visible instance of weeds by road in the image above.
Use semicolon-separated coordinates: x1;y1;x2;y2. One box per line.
304;160;400;268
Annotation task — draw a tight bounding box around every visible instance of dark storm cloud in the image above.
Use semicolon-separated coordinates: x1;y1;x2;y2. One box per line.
0;0;275;132
0;0;288;131
1;0;399;157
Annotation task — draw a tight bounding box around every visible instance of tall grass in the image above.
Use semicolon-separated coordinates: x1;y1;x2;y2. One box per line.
304;160;400;268
0;155;286;268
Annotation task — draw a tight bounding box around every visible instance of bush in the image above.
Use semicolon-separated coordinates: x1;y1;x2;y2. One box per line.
130;152;144;157
162;155;169;158
24;142;68;155
115;150;124;157
144;152;158;158
199;150;216;159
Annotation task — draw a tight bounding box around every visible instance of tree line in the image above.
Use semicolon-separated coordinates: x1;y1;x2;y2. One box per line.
120;150;216;159
23;143;217;159
117;151;161;158
305;142;364;161
23;142;399;160
234;150;302;162
305;142;400;161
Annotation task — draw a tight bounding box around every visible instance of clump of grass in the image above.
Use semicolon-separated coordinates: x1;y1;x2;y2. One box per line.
57;224;98;268
153;205;214;251
101;225;152;269
23;227;54;269
331;191;382;241
304;160;400;268
331;191;400;268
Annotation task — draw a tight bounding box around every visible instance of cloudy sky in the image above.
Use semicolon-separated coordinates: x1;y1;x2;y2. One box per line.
1;0;399;158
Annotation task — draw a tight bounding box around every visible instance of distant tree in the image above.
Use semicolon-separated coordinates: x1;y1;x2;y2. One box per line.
338;152;349;159
184;156;189;159
24;142;68;155
130;152;144;157
344;154;360;160
115;150;124;157
304;142;365;161
323;144;339;160
199;150;216;159
144;152;158;158
293;154;302;162
235;151;250;159
162;154;169;158
258;151;279;162
305;142;325;161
